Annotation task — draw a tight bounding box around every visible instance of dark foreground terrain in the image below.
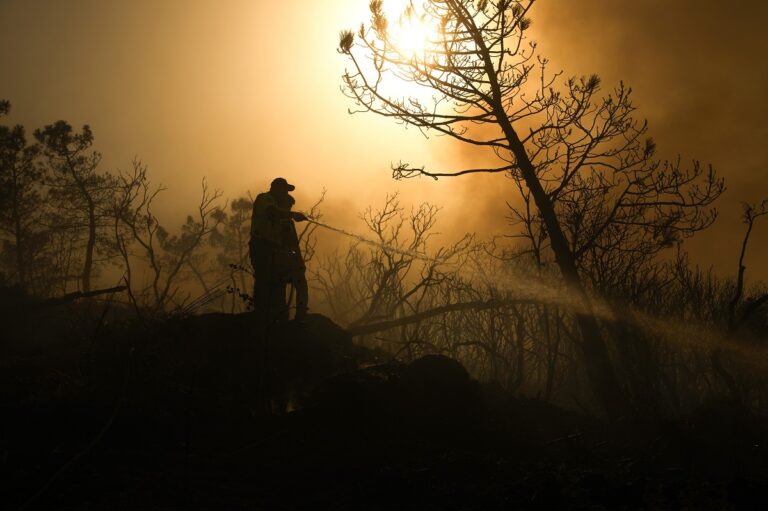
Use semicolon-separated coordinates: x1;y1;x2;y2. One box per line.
2;297;767;510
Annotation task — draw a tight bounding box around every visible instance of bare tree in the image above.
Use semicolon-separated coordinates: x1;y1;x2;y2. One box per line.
727;200;768;333
313;193;472;329
112;160;224;312
338;0;723;416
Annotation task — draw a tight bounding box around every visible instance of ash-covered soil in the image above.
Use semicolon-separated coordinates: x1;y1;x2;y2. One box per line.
2;306;767;510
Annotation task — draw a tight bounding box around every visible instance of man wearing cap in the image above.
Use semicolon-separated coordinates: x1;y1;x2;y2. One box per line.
249;178;308;321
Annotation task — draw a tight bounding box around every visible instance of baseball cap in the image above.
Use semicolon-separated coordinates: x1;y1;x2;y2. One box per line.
270;177;295;191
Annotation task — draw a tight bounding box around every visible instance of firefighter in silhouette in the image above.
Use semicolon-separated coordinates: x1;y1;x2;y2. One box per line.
249;177;308;321
275;192;310;321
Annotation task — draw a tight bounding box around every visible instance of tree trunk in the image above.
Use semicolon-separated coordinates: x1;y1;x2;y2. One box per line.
11;168;27;288
496;112;628;418
82;199;96;292
347;298;532;337
545;309;561;402
471;23;628;416
14;221;26;287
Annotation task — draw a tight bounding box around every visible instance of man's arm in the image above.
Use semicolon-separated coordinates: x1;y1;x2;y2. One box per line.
265;205;306;222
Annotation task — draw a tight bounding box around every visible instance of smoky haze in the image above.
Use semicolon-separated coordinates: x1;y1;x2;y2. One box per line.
1;0;766;280
529;0;768;282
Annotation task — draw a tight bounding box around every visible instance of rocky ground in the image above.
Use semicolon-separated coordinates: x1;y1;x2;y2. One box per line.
2;304;767;510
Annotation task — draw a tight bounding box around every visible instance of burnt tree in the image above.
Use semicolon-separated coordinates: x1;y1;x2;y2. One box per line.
338;0;723;416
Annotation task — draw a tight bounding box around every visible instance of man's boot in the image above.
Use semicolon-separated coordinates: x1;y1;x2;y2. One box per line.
294;307;308;323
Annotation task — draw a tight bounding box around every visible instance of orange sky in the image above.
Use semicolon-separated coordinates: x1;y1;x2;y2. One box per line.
1;0;767;281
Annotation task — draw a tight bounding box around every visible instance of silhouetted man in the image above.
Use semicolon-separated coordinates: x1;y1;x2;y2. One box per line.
249;177;308;321
274;193;310;321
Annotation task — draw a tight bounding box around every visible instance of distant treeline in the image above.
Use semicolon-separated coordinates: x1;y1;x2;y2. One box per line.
0;100;255;311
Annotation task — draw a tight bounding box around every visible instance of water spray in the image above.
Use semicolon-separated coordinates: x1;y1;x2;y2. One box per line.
303;214;768;370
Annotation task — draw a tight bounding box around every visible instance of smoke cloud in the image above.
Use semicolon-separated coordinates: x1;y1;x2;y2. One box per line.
1;0;766;280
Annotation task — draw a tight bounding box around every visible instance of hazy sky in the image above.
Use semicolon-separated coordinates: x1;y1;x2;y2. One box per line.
2;0;767;281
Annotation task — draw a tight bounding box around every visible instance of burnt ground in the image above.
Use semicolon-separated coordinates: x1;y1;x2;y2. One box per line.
1;304;767;510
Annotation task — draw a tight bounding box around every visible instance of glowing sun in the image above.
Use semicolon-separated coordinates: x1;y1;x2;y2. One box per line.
382;1;439;58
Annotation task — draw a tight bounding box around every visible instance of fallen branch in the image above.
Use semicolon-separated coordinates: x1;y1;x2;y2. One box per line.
347;299;534;337
37;285;128;309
